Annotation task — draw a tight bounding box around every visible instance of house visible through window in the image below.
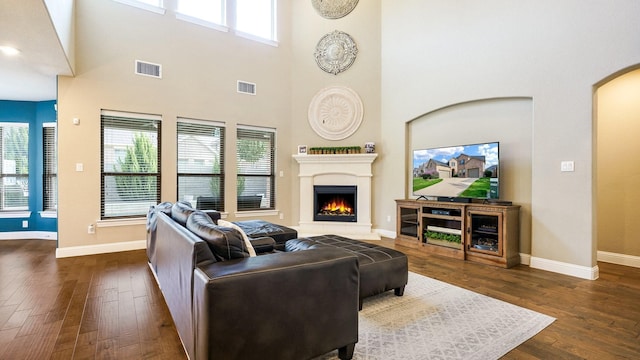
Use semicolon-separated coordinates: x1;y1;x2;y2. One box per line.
177;119;225;211
0;123;29;211
236;126;275;211
43;124;57;211
101;110;161;219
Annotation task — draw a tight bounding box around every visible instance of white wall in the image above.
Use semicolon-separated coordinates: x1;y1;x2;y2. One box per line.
380;0;640;277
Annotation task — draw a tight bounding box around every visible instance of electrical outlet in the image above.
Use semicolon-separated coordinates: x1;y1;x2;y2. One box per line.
279;213;284;220
22;220;28;228
387;215;391;222
88;224;95;234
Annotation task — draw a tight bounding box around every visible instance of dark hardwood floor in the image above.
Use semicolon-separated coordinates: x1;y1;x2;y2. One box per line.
1;238;639;359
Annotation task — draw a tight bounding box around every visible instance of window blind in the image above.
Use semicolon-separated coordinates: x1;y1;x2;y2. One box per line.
236;126;275;211
43;124;57;211
100;111;161;219
0;123;29;211
177;119;225;211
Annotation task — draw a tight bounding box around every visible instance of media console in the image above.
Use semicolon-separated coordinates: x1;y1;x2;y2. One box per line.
395;199;520;268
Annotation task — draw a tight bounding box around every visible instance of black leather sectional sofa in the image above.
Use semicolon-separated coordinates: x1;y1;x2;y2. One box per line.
146;201;359;360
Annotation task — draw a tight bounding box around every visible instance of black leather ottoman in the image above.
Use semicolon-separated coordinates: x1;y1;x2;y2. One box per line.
233;220;298;251
286;235;408;309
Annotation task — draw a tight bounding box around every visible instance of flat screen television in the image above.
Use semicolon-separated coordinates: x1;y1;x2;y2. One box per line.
412;142;500;200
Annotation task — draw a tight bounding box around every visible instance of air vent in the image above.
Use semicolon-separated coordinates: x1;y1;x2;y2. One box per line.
237;80;256;95
135;60;162;78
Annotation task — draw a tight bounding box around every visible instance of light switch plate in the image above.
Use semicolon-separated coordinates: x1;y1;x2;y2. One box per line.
560;161;574;172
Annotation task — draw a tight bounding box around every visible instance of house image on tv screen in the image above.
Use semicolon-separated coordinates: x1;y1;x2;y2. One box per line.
412;142;499;199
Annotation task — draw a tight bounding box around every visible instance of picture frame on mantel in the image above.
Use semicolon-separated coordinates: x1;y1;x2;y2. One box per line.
298;145;308;155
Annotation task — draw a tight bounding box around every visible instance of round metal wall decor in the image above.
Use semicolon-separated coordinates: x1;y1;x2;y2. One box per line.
308;86;363;140
311;0;359;19
314;30;358;75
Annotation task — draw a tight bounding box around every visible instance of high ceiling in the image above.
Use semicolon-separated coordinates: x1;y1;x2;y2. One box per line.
0;0;73;101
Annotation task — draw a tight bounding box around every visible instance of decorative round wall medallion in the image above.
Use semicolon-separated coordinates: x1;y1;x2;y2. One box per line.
311;0;359;19
314;30;358;75
308;86;363;140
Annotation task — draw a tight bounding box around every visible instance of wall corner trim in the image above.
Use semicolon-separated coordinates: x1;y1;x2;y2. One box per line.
530;256;599;280
56;239;146;258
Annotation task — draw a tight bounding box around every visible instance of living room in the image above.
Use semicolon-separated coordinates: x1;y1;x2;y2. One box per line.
1;0;640;357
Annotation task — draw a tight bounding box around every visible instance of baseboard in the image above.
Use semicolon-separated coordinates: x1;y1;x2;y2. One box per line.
56;239;146;258
597;251;640;268
530;256;599;280
519;253;531;266
0;231;57;241
374;228;396;239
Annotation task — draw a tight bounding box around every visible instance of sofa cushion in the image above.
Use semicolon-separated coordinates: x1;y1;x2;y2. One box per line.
172;200;196;226
218;219;256;257
186;211;250;261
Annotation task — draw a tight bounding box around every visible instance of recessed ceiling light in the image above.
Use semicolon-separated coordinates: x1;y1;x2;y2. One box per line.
0;46;20;56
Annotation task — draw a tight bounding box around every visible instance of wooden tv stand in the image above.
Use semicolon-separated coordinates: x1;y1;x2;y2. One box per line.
395;199;520;268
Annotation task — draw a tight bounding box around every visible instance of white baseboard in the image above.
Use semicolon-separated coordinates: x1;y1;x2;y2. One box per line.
530;256;599;280
519;253;531;266
597;251;640;268
0;231;57;240
56;239;146;258
374;228;395;239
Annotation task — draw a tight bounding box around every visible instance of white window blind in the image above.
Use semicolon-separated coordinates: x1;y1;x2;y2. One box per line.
177;119;225;210
101;111;161;219
0;123;29;211
43;124;57;211
236;126;275;211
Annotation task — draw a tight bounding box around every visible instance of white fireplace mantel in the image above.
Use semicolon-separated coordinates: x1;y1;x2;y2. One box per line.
293;153;380;240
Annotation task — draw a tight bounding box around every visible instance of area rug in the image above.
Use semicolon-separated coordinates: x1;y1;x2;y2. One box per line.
317;272;555;360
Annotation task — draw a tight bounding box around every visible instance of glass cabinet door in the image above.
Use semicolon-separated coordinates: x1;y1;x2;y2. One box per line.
399;207;419;238
467;211;502;256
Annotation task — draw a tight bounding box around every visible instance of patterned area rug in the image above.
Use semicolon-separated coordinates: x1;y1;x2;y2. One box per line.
317;272;555;360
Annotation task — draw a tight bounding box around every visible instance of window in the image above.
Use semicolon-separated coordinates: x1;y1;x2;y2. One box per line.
0;123;29;211
113;0;165;14
43;124;57;211
176;0;277;44
176;0;225;27
236;0;277;42
236;126;275;211
101;111;161;219
177;119;225;211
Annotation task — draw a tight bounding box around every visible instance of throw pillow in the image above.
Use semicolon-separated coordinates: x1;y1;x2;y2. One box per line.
217;219;257;257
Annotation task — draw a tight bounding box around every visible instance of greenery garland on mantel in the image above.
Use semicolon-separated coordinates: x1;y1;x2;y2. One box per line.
308;146;362;154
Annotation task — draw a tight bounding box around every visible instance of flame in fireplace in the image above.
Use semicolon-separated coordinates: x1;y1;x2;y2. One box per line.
320;197;353;215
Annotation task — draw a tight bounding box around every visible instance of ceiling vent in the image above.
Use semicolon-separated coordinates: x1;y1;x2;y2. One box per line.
237;80;256;95
135;60;162;78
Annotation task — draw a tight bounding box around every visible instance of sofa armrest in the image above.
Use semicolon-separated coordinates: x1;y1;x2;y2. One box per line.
249;236;276;254
193;248;359;360
202;209;221;223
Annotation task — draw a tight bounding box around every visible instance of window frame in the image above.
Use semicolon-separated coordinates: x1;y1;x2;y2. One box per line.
100;110;161;220
176;118;226;211
0;122;30;212
175;0;278;45
112;0;166;15
235;125;275;212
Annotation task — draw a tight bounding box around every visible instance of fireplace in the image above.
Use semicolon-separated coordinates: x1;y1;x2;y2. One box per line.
314;185;357;222
293;153;379;239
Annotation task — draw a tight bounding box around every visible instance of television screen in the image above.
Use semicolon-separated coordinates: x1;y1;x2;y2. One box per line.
412;142;499;200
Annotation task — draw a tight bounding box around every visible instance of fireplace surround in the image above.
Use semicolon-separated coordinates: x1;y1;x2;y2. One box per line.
293;153;379;239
